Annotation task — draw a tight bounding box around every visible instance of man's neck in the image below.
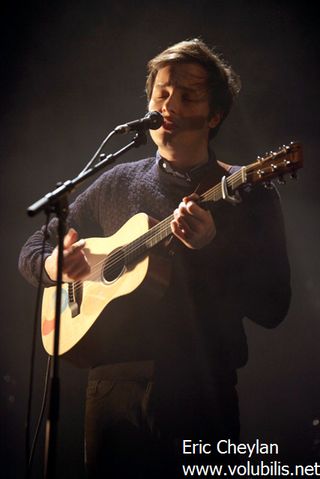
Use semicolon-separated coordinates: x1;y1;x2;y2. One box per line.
158;144;209;172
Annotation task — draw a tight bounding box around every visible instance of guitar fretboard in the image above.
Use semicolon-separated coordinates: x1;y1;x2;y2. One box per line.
122;166;247;266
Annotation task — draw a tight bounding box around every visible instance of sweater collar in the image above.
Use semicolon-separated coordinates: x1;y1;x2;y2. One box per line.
156;149;217;184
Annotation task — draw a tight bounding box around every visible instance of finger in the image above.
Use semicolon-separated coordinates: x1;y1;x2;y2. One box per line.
183;200;212;221
64;228;79;248
63;244;87;270
174;206;203;232
172;210;195;237
176;199;207;223
171;219;187;240
171;220;196;249
63;251;91;281
177;217;194;237
65;238;86;255
183;217;202;236
182;193;200;203
64;262;91;281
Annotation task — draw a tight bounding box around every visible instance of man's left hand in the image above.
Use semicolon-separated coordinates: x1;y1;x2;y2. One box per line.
171;193;216;249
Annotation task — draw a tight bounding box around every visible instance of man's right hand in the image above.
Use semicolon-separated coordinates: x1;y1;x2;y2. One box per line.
44;228;91;282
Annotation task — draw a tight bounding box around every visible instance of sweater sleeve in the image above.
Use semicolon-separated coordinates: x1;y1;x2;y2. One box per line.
18;169;109;288
239;183;291;328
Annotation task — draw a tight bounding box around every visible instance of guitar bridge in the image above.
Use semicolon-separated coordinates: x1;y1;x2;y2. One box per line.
68;282;83;317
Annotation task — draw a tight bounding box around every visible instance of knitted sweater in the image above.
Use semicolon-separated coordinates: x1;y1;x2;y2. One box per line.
19;153;291;373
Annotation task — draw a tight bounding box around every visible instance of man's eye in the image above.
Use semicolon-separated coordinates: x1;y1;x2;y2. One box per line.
151;94;166;101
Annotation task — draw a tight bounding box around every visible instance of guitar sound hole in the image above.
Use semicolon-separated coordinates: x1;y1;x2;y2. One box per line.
102;248;126;283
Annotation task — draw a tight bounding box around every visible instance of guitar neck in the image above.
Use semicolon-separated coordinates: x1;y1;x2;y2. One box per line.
124;166;247;263
123;140;303;265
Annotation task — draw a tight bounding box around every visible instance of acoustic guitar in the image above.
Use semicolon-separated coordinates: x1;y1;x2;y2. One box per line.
41;142;303;367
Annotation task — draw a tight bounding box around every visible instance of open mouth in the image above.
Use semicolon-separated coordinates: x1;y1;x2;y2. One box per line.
162;118;177;131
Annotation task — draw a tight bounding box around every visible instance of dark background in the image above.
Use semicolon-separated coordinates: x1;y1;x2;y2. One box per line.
1;1;319;477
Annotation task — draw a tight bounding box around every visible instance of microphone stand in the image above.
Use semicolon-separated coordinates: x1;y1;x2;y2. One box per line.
27;130;147;479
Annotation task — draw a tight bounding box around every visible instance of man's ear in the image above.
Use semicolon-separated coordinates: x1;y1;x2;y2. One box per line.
208;112;222;129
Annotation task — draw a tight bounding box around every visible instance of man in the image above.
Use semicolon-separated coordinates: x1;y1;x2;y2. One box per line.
19;39;291;477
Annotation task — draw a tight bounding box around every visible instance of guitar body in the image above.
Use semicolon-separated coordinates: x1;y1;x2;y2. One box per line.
41;212;171;367
40;142;303;368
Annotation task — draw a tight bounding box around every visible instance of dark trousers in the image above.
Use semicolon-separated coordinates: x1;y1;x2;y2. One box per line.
85;361;239;478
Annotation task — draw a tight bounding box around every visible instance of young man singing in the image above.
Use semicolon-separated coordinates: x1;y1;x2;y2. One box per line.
19;39;291;478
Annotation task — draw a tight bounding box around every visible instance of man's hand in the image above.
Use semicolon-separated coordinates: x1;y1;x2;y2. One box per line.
171;193;216;249
45;228;91;282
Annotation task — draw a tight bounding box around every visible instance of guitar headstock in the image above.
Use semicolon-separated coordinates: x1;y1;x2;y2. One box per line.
246;141;303;186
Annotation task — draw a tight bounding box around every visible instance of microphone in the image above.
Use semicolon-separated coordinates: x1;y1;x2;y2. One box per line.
114;111;163;134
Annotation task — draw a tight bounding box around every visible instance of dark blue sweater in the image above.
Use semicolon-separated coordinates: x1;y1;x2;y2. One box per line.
19;153;291;373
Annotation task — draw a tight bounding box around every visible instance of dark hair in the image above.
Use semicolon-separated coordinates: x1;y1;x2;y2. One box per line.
146;38;241;139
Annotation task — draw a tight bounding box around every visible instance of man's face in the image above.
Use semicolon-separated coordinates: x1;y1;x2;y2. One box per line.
148;63;220;157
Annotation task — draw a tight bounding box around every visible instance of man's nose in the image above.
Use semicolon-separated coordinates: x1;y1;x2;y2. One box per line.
162;93;179;115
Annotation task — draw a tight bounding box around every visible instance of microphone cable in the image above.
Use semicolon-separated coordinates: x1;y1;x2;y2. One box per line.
25;214;52;478
77;130;116;177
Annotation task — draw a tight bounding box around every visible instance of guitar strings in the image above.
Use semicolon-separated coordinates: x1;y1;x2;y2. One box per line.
67;147;298;295
69;168;245;293
69;169;245;293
